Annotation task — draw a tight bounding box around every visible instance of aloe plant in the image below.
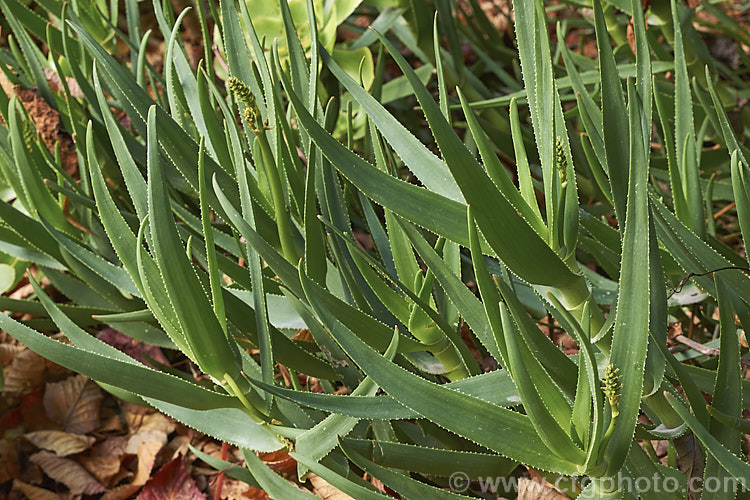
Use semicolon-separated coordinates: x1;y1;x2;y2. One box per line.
1;0;750;498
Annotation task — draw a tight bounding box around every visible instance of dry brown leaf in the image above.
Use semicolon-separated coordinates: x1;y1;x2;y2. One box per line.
163;435;191;461
518;477;570;499
291;329;313;342
134;440;165;486
24;430;96;457
42;67;84;99
9;281;34;300
241;486;272;500
220;478;251;500
309;473;355;500
12;479;63;500
257;449;296;477
0;343;23;364
127;429;169;455
3;348;45;394
137;458;205;500
80;455;123;485
20;388;61;432
43;374;103;434
131;412;176;435
0;437;20;483
200;441;224;460
30;450;107;495
101;483;142;500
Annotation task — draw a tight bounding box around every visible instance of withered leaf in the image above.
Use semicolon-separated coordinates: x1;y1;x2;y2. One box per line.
134;440;164;486
137;458;205;500
0;343;23;364
127;411;176;435
257;450;296;477
518;477;570;499
30;450;107;495
242;486;272;499
80;455;123;485
25;430;95;457
219;478;252;500
101;483;142;500
43;374;102;434
309;473;355;500
12;479;62;500
0;438;20;483
3;348;45;394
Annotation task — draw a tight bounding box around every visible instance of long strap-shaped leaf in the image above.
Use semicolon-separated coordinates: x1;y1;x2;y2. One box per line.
341;438;516;478
291;452;389;500
317;218;479;375
340;438;476;499
146;106;242;380
499;304;585;464
249;369;520;419
361;32;578;289
703;277;743;499
671;0;704;236
666;392;750;490
397;217;500;362
603;79;651;475
298;269;581;474
67;15;241;222
0;309;234;411
285;74;471;248
242;449;318;500
295;327;399;479
318;46;460;202
592;0;629;226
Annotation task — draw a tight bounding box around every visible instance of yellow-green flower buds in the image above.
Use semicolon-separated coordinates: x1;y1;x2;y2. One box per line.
555;137;568;189
228;77;261;130
602;364;622;415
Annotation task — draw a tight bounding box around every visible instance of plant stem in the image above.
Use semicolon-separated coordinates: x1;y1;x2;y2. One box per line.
255;127;298;263
223;373;266;422
555;277;608;348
